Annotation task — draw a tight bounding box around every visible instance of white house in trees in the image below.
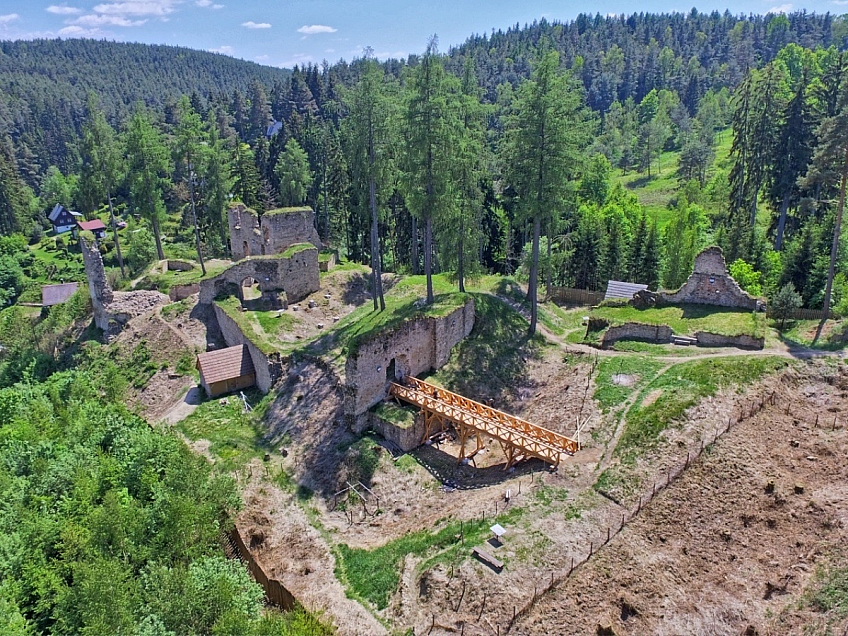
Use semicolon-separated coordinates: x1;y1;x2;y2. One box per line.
48;204;82;234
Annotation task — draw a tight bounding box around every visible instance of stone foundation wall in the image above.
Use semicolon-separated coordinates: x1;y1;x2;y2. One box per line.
213;303;284;392
600;322;673;348
169;283;199;301
229;204;322;261
364;410;425;452
198;249;319;307
344;299;475;421
660;246;761;310
167;259;194;272
694;331;764;349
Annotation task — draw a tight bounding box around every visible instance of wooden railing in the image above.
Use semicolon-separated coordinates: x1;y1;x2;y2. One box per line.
389;377;579;467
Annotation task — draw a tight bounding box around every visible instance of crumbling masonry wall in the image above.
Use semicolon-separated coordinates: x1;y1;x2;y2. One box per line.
344;299;475;425
198;248;320;307
661;246;761;310
229;204;322;261
80;237;167;336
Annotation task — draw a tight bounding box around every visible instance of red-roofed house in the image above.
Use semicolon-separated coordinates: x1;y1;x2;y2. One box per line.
196;345;256;397
77;219;108;240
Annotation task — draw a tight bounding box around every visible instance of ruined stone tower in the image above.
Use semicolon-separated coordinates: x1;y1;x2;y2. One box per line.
228;203;322;261
79;236;113;331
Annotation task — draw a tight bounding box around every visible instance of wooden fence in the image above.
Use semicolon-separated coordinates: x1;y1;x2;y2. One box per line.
227;524;296;610
548;287;604;306
766;306;835;321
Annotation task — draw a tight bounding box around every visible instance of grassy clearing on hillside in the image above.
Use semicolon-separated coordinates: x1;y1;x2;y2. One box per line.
335;507;523;610
428;293;546;399
616;356;787;460
591;303;766;338
176;388;270;470
779;319;848;351
594;356;665;411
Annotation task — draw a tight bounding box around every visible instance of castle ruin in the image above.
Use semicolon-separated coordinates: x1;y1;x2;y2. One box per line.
660;246;763;310
228;204;322;261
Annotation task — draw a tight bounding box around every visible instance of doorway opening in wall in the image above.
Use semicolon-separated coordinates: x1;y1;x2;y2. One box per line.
386;358;396;383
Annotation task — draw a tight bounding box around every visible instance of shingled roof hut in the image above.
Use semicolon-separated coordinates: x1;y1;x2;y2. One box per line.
196;345;256;398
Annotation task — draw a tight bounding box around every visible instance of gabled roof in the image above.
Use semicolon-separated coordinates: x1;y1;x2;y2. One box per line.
48;204;83;223
604;280;648;301
196;345;255;385
41;282;79;307
77;219;107;232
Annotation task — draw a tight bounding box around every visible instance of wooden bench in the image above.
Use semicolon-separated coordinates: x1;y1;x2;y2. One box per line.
472;547;503;571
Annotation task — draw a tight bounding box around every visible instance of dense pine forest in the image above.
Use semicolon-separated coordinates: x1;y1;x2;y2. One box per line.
0;10;846;321
0;10;848;635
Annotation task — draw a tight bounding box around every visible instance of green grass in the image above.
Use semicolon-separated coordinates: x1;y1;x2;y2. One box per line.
254;308;297;334
335;507;523;610
594;355;665;411
805;561;848;619
265;206;312;216
303;274;470;365
616;356;788;460
176;388;268;470
138;260;230;293
372;401;417;429
281;242;315;258
590;303;766;338
428;293;545;399
778;319;848;351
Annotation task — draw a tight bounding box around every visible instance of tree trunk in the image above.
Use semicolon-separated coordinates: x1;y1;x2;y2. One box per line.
411;215;419;275
457;209;465;293
813;145;848;344
149;196;165;261
775;190;790;250
424;216;434;304
106;188;125;278
369;174;384;311
528;215;540;336
545;219;552;301
188;168;206;276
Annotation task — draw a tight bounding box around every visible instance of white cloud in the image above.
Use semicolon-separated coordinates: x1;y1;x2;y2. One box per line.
47;5;83;14
254;54;269;61
0;14;20;24
72;14;146;26
768;3;793;12
209;45;234;54
833;0;848;5
58;24;105;37
93;1;178;17
242;21;270;29
324;48;335;53
195;0;223;7
297;24;336;34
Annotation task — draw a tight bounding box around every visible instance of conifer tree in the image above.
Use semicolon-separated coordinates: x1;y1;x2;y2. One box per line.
275;138;312;207
403;37;457;305
503;48;589;334
124;105;172;261
79;93;126;275
174;96;206;274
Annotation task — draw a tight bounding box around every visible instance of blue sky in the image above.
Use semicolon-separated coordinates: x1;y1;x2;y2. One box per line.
0;1;845;69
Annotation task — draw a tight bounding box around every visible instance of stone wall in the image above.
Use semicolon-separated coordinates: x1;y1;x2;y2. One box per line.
364;410;426;452
169;283;200;301
660;246;761;310
344;299;475;422
694;331;765;349
198;248;319;307
80;237;167;336
166;259;194;272
600;322;673;348
80;237;114;331
229;204;322;261
213;303;284;392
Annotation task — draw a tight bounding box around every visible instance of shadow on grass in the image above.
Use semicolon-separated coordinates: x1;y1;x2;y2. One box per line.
624;175;652;189
409;443;550;490
340;271;371;306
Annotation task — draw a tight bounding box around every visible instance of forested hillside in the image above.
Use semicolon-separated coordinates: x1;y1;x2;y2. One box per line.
0;10;846;327
0;39;290;176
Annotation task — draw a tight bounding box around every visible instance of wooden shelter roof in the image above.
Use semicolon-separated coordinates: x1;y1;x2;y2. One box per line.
196;345;255;385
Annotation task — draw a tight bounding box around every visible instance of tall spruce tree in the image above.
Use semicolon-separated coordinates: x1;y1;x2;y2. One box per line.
79;93;127;276
343;56;399;311
174;96;207;274
503;48;588;334
124;105;172;261
403;37;456;305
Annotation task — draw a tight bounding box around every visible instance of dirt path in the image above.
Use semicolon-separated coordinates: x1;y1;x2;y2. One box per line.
159;385;203;425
